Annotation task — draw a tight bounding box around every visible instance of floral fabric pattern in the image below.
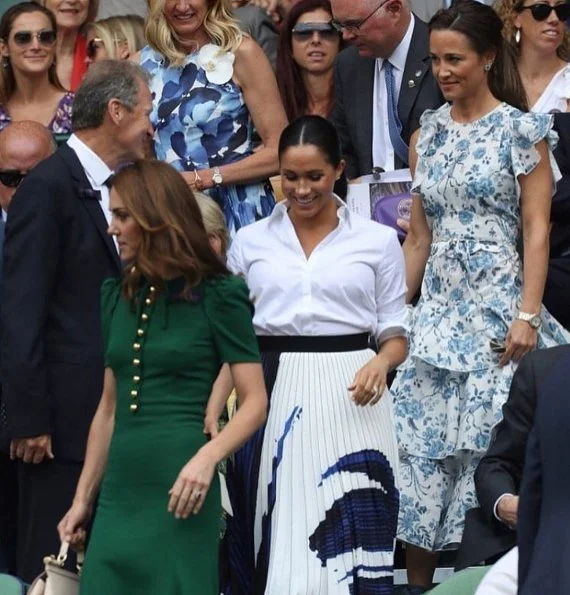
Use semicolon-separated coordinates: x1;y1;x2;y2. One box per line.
0;92;74;133
392;103;570;551
139;45;275;236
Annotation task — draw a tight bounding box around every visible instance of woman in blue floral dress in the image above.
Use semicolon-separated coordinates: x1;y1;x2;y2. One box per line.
391;2;570;591
139;0;288;236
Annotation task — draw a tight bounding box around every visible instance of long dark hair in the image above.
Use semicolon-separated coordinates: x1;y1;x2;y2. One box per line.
111;160;230;302
0;2;65;103
429;0;528;111
276;0;341;122
279;115;348;199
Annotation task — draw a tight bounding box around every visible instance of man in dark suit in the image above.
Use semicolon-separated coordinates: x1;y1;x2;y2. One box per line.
518;345;570;594
1;59;153;583
330;0;443;180
0;122;55;575
455;347;569;580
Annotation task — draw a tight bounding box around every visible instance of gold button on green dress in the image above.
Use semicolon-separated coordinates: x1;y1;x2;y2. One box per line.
80;275;260;594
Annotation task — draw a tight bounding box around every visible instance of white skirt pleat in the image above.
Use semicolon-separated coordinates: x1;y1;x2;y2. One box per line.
254;349;400;595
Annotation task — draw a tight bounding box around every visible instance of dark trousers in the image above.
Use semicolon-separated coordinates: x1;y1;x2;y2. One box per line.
0;451;18;574
16;458;81;584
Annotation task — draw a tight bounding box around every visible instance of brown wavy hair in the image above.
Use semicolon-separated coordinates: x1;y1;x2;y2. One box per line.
494;0;570;61
276;0;341;122
0;2;65;103
111;160;230;302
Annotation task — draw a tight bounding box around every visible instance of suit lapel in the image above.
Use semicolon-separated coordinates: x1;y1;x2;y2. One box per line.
398;19;431;127
59;145;121;271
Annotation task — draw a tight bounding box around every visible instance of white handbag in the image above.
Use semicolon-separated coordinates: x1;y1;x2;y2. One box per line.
27;542;84;595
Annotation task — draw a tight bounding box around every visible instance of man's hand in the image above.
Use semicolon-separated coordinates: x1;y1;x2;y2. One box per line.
497;494;519;528
10;434;54;464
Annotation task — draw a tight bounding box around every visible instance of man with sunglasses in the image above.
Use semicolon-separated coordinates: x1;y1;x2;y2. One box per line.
0;121;55;577
0;59;153;583
330;0;443;180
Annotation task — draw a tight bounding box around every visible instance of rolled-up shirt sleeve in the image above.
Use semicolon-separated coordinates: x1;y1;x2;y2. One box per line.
375;230;409;344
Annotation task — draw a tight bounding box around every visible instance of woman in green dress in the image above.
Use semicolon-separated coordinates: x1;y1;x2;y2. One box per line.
57;160;267;594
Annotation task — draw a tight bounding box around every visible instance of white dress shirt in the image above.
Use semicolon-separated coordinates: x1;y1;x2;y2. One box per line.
372;15;415;172
228;196;409;341
67;135;116;248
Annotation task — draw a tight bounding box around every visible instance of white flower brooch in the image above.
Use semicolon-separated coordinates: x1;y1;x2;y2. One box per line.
197;44;235;85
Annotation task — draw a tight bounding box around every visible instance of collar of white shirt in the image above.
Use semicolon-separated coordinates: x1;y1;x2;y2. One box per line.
378;13;415;73
268;194;351;228
67;133;113;190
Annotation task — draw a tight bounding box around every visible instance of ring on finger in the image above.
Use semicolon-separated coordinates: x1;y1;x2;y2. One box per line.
191;490;202;500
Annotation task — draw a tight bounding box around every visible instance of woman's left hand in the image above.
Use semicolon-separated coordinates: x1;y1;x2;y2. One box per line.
348;355;390;406
499;319;538;366
167;449;217;519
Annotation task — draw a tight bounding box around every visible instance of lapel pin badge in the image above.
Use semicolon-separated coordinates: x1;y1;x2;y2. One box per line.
408;79;416;88
415;69;422;77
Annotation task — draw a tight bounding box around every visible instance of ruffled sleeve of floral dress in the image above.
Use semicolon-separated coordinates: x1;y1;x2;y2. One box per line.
510;110;561;188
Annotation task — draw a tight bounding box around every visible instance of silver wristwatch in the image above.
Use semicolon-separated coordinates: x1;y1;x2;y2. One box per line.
212;166;223;187
517;311;542;329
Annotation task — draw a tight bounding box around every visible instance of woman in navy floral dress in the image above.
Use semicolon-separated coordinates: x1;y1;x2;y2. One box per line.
391;2;570;591
140;0;287;236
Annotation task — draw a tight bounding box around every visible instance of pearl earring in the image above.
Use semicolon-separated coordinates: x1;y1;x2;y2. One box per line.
515;28;521;44
484;62;493;72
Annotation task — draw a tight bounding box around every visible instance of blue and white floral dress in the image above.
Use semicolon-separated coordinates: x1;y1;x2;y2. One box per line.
392;103;570;551
139;45;275;236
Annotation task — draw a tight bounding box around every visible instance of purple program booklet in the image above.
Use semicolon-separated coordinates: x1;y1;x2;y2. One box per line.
346;169;412;240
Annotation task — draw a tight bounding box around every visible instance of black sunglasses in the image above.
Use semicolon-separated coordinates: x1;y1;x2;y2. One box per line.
516;2;570;20
86;37;104;59
291;21;339;42
12;29;56;47
0;170;26;188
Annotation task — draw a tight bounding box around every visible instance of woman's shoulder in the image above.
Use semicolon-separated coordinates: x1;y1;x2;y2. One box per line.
101;277;123;318
203;274;252;313
503;104;554;142
419;103;451;127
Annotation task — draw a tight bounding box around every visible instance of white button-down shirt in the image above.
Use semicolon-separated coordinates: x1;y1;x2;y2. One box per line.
67;134;113;227
372;15;415;172
228;197;409;341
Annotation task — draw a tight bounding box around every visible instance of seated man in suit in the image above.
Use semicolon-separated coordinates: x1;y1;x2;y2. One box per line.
330;0;443;180
0;121;55;575
454;346;570;594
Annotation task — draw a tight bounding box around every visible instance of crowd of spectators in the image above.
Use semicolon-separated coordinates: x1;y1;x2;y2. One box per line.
0;0;569;594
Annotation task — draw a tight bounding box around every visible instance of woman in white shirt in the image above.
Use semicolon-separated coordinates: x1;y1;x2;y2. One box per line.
222;115;409;594
495;0;570;112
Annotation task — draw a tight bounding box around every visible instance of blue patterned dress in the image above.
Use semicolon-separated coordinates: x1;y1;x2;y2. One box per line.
392;103;570;551
139;45;275;235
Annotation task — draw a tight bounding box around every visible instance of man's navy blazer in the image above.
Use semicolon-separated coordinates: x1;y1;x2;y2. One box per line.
518;344;570;594
0;144;121;461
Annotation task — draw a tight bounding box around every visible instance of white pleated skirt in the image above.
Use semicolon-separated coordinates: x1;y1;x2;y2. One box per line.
254;349;400;595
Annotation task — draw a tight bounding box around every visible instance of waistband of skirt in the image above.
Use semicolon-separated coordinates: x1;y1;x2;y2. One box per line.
256;333;370;353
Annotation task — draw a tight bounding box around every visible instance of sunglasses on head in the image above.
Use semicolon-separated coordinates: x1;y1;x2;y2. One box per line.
516;2;570;21
12;29;56;47
291;22;338;42
86;37;104;59
0;170;26;188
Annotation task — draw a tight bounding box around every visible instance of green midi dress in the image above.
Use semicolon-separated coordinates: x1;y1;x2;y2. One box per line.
80;275;260;595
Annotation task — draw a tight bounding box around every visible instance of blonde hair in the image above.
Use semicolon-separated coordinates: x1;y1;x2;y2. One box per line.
494;0;570;60
88;15;146;59
195;192;230;257
145;0;243;67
